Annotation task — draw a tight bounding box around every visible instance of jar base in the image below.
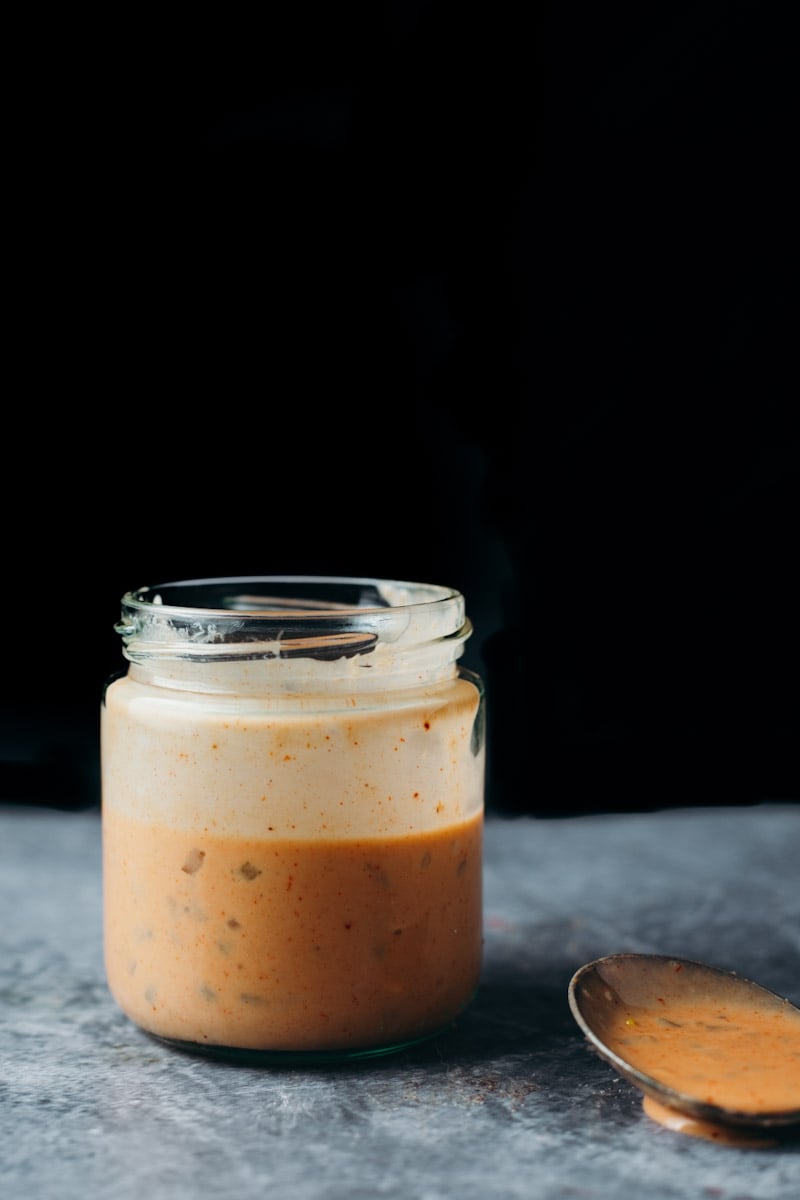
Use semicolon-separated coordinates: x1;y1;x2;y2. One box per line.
148;1029;447;1066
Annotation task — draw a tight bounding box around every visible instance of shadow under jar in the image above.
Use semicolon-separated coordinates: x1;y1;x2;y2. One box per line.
101;577;486;1064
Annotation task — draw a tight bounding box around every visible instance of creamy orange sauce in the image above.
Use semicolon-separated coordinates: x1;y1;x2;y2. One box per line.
601;994;800;1115
102;667;484;1054
103;809;482;1052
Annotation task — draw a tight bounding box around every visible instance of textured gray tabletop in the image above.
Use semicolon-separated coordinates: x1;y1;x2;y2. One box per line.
1;803;798;1199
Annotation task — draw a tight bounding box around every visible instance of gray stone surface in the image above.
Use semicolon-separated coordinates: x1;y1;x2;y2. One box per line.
1;803;798;1199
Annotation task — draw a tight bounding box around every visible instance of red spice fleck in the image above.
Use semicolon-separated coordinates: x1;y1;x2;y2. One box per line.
674;964;683;972
423;721;431;731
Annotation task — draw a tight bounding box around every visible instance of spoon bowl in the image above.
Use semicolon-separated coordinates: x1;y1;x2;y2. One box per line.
568;954;800;1132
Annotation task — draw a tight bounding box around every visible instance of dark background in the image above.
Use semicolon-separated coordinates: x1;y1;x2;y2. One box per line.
2;3;796;816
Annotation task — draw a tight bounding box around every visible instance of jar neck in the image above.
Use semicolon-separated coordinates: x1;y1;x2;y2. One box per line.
115;577;472;698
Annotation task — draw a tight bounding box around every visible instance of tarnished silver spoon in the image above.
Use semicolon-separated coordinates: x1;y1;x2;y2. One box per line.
568;954;800;1144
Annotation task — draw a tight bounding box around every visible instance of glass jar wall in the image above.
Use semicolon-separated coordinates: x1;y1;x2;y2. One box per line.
101;577;486;1063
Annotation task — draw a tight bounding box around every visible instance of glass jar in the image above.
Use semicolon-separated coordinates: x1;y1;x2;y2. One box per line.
101;576;486;1063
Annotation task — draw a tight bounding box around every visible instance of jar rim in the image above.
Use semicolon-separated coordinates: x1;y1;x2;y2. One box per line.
120;576;462;620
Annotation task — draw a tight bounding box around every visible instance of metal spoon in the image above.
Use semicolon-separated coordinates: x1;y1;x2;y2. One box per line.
568;953;800;1135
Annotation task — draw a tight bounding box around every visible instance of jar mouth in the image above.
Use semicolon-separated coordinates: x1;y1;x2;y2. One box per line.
120;576;460;618
115;576;470;666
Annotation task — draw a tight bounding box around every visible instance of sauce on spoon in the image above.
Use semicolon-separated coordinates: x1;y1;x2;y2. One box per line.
569;954;800;1147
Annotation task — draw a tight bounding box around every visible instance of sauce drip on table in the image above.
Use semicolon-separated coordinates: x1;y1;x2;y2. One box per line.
641;1097;780;1148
